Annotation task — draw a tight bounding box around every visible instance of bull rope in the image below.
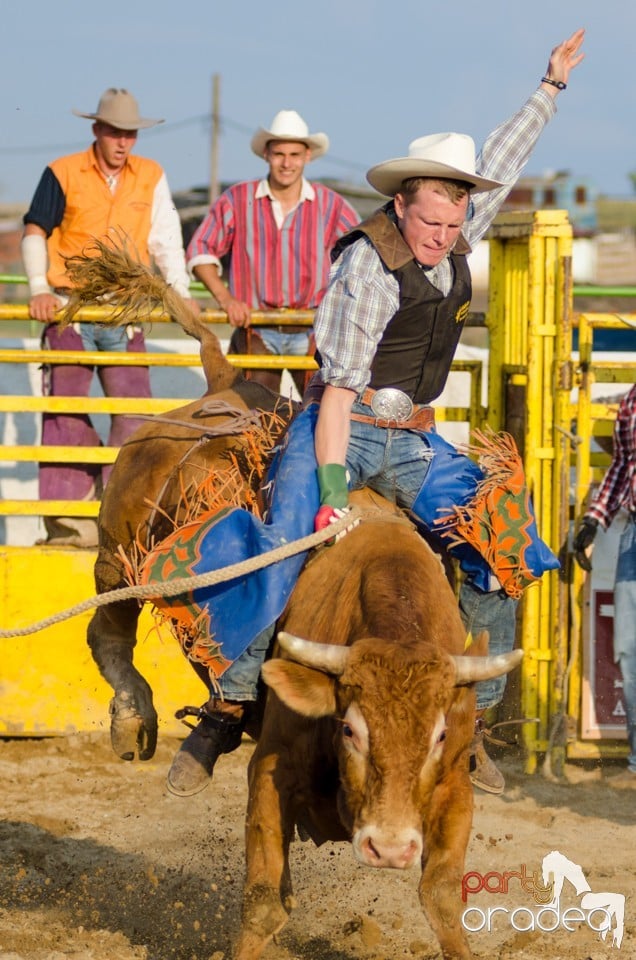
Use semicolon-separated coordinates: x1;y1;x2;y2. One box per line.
0;506;362;639
124;399;269;436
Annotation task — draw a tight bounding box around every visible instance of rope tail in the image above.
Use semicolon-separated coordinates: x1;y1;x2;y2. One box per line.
0;507;363;640
61;234;238;393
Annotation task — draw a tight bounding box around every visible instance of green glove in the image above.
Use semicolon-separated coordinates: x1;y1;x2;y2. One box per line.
316;464;349;509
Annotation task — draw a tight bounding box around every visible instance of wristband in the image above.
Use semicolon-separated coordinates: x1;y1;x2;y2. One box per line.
316;463;349;509
541;77;567;91
21;233;52;297
28;277;53;298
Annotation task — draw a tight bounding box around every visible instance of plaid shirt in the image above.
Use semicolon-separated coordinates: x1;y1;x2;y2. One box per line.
186;178;359;310
315;89;557;393
587;385;636;529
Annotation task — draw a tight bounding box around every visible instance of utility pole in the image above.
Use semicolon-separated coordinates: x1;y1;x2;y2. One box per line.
210;74;221;204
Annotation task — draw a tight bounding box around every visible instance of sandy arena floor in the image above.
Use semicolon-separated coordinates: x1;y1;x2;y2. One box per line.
0;730;633;960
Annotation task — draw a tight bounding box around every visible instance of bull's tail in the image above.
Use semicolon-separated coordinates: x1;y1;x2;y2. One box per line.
61;236;238;394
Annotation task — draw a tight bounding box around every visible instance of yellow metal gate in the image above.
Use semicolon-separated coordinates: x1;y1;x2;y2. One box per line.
487;210;635;771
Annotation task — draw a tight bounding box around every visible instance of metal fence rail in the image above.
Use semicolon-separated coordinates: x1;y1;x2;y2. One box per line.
0;308;485;521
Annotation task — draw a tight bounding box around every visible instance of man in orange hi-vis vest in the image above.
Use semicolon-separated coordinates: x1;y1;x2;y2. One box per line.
21;88;197;547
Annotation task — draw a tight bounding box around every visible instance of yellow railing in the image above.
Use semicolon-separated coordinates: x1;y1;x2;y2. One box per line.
0;307;309;529
0;308;485;521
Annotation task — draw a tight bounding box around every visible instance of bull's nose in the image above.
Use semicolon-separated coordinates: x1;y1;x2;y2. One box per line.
354;827;422;869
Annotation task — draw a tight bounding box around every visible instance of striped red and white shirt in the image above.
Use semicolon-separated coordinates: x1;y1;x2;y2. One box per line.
186;178;359;310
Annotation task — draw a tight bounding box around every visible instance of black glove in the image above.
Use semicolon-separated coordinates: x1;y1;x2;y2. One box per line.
573;517;599;572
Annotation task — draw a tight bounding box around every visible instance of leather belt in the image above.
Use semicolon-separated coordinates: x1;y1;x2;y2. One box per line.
351;387;435;432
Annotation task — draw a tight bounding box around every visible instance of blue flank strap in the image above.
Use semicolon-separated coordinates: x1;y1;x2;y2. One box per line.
188;405;320;668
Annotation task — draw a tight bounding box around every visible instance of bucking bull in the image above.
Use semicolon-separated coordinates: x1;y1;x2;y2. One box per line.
66;246;522;960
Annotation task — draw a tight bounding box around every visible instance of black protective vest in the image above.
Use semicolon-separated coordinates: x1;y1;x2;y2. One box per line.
333;204;472;404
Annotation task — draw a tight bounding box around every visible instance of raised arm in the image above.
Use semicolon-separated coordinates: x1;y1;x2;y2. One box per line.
540;27;586;99
467;28;586;245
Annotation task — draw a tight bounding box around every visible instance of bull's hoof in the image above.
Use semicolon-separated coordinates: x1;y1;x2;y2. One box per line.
166;712;244;797
236;887;290;959
109;692;156;761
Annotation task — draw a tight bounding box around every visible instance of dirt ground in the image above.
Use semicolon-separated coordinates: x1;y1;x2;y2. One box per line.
0;731;634;960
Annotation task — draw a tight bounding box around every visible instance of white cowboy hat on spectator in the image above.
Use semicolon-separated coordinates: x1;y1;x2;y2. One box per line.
366;132;505;197
73;88;164;130
251;110;329;159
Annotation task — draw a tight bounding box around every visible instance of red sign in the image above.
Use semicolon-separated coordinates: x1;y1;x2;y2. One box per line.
581;589;627;739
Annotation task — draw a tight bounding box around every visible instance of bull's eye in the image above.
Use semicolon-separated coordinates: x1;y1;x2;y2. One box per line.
338;706;368;755
437;729;446;744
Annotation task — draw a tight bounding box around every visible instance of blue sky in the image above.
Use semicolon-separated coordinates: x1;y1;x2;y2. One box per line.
2;1;634;205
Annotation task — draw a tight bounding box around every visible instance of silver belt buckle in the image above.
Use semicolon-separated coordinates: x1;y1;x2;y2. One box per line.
370;387;414;422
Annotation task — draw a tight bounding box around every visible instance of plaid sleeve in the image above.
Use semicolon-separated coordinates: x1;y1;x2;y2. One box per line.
466;89;556;246
587;388;636;528
314;239;399;393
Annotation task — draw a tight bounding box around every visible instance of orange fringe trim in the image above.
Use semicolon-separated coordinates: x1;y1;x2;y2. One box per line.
119;411;287;679
433;428;533;600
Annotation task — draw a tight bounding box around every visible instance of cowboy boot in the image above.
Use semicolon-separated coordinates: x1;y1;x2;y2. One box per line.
469;713;505;795
167;699;246;798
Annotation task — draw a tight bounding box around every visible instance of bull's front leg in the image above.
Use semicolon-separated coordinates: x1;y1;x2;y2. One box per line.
418;771;474;960
87;600;158;761
235;746;296;960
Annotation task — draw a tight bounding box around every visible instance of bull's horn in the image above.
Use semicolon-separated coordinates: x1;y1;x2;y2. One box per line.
277;631;350;676
452;649;524;685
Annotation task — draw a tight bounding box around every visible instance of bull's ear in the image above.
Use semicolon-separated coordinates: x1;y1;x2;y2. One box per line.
261;660;337;717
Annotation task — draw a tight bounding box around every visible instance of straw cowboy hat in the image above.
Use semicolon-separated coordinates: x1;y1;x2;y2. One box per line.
366;132;505;197
250;110;329;159
73;88;164;130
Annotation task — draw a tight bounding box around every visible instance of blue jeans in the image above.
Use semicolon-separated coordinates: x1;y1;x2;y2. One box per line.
217;624;274;702
345;401;435;503
614;519;636;771
259;329;310;357
459;583;518;711
77;321;135;352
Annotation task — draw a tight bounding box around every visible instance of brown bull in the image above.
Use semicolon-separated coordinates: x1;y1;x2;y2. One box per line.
237;516;521;960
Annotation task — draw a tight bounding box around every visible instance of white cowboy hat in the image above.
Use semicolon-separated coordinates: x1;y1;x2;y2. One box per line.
250;110;329;159
366;132;504;197
73;88;164;130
